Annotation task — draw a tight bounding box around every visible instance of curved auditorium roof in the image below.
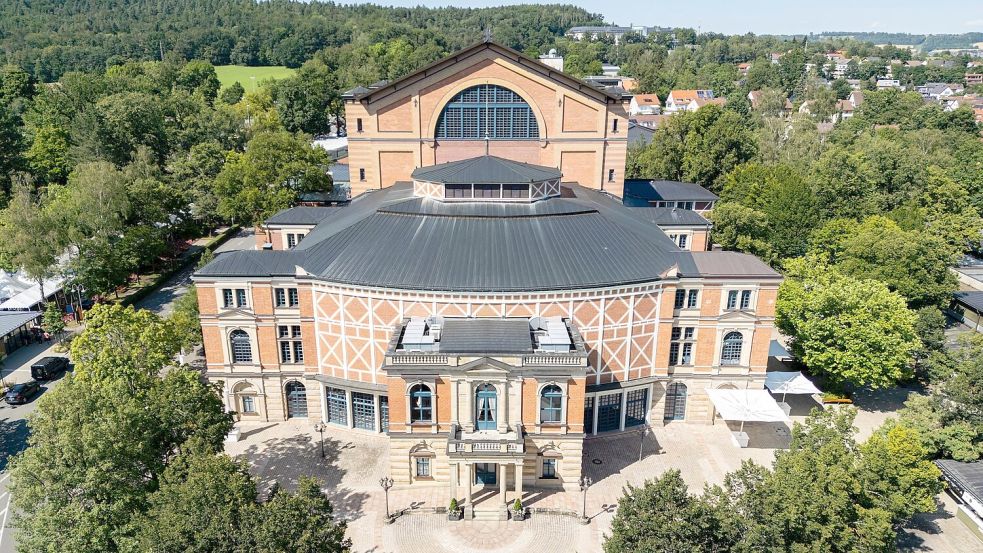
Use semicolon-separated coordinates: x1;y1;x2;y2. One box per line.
197;176;779;293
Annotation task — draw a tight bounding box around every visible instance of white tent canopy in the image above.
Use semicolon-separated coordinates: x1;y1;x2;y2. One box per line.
765;371;821;396
706;389;790;423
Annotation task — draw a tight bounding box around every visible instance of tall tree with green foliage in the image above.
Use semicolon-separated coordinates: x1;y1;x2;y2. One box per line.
776;256;920;388
9;304;233;552
213;130;331;225
0;180;61;299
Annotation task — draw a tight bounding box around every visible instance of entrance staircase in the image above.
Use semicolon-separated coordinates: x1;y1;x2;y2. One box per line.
467;504;509;521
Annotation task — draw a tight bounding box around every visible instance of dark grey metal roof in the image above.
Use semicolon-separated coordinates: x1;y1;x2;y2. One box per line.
411;156;562;185
625;207;710;227
936;460;983;506
196;164;780;290
0;310;40;337
265;206;342;226
679;252;781;278
623;179;720;202
437;319;534;354
954;291;983;313
195;250;304;278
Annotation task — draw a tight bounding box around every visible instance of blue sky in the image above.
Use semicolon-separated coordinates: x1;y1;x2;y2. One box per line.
355;0;983;35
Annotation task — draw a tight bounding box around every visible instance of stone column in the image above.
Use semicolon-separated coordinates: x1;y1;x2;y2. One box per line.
465;462;474;520
515;463;524;500
499;463;507;503
449;462;458;504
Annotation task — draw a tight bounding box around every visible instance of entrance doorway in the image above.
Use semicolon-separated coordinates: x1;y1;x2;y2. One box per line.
285;381;308;418
664;382;687;421
475;383;497;430
475;463;497;485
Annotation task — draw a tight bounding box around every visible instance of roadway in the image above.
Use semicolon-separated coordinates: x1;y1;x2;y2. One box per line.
0;227;254;552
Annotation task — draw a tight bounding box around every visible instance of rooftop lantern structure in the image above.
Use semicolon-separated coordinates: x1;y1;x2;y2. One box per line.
410;155;562;203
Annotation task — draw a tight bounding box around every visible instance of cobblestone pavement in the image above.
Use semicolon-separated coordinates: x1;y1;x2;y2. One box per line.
225;393;981;553
380;514;594;553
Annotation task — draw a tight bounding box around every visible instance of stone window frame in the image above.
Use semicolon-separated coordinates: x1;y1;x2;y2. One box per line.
714;328;752;367
535;381;567;427
405;380;437;425
409;443;436;482
227;328;256;365
537;447;563;482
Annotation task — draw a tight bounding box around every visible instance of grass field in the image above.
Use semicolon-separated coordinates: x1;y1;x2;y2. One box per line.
214;65;296;90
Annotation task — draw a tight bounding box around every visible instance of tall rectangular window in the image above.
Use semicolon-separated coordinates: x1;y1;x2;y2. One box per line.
287;234;297;249
275;288;287;307
235;289;247;308
726;290;739;310
415;457;431;478
542;458;557;479
687;289;699;308
677;234;688;249
740;290;753;310
674;289;686;309
669;326;695;366
326;387;347;425
222;289;234;308
356;118;363;132
612;119;619;133
359;168;365;181
352;392;375;431
288;288;299;307
277;325;303;363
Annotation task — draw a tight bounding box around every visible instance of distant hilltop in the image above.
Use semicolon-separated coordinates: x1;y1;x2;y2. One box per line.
808;32;983;51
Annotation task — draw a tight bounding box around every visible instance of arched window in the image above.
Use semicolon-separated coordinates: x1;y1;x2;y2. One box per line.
230;330;252;363
721;332;744;365
539;384;563;422
540;385;563;423
409;384;433;423
435;84;540;140
285;381;308;418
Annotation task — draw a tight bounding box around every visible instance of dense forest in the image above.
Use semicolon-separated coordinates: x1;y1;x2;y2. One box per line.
813;31;983;51
0;0;601;81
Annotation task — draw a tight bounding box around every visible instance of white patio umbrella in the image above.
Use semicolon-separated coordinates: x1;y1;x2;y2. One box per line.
705;389;790;443
764;371;822;403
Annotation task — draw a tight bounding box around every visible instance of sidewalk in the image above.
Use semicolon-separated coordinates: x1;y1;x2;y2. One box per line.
1;327;78;384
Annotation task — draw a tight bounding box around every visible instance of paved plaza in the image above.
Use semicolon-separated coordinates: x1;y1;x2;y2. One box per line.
223;391;983;552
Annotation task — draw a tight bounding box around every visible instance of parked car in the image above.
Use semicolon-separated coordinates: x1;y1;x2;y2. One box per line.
5;381;41;405
30;356;69;381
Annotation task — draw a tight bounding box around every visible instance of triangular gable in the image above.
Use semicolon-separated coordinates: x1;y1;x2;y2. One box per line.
354;40;624;106
457;357;517;374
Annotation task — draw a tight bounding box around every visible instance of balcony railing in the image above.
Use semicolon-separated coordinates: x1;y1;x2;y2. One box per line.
388;354;448;365
521;355;583;366
446;423;525;455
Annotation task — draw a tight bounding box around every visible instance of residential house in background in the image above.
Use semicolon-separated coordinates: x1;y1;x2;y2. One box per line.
565;25;654;44
664;90;719;113
876;79;902;90
629;94;662;116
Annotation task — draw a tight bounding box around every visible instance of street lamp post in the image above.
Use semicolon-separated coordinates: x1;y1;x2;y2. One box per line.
380;476;394;520
579;475;593;524
313;422;326;459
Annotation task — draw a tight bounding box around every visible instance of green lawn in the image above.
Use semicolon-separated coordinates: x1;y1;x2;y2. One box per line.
214;65;296;90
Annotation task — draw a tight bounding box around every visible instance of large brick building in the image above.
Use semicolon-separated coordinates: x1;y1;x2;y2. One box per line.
342;40;631;198
193;40;781;518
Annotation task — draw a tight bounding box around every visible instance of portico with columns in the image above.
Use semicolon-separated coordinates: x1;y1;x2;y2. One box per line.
384;316;588;518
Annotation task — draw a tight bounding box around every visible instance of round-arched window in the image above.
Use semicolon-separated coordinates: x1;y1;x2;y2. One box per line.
435;84;539;140
540;385;563;423
721;332;744;365
409;384;433;423
230;330;252;363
